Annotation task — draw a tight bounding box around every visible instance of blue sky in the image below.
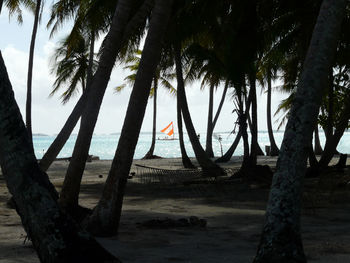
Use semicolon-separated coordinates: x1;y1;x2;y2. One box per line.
0;3;288;135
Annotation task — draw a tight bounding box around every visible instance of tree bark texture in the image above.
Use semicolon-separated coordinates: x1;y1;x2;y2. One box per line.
254;0;347;262
174;42;224;176
26;0;41;143
59;0;134;210
87;0;174;236
0;52;119;263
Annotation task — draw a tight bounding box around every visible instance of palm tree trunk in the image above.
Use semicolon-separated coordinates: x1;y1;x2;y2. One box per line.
87;30;95;87
58;0;133;211
26;0;41;143
215;129;242;163
39;92;87;171
212;81;229;128
87;0;174;236
39;33;96;172
205;84;215;157
254;0;346;261
248;71;259;165
318;94;350;168
266;69;279;156
143;77;157;159
174;42;224;177
0;52;119;263
177;90;195;168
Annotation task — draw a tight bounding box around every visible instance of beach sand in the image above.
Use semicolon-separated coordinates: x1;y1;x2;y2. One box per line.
1;156;350;262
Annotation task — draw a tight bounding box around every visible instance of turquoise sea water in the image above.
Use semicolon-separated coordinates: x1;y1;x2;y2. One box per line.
33;131;350;160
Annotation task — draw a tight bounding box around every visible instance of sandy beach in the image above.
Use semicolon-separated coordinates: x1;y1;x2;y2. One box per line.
1;156;350;262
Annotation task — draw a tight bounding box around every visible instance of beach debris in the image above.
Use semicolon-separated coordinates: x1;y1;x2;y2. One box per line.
138;216;207;228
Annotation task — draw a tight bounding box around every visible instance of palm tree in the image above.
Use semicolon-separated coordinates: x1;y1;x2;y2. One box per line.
115;49;176;159
254;0;347;261
58;0;136;211
50;30;97;103
0;52;119;263
26;0;42;143
174;41;224;176
87;0;174;236
0;0;35;22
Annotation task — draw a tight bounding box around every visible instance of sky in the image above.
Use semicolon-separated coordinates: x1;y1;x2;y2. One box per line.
0;4;288;135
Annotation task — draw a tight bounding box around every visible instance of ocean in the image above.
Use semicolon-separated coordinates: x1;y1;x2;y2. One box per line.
33;131;350;160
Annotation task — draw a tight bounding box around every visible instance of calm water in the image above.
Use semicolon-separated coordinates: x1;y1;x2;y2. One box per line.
33;131;350;160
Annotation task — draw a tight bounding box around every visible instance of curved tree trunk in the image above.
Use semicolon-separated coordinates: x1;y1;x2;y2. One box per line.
39;92;86;172
0;52;119;263
266;69;279;156
26;0;42;143
318;94;350;168
215;129;242;163
174;42;224;177
212;81;229;129
143;77;157;159
39;32;96;172
87;0;173;236
177;86;195;168
59;0;133;211
205;84;215;157
39;1;151;173
254;0;346;261
206;82;229;158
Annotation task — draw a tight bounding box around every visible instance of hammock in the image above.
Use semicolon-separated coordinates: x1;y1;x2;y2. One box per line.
134;164;232;185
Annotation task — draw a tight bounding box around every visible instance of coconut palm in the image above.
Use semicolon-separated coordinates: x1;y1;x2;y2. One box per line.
254;0;347;261
115;49;176;159
58;0;154;211
26;0;43;143
0;51;120;263
87;0;174;236
50;30;97;103
0;0;35;22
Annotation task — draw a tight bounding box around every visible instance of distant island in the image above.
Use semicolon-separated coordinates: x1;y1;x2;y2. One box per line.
33;133;49;137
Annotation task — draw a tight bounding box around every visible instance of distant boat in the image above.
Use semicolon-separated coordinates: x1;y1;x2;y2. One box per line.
158;121;178;140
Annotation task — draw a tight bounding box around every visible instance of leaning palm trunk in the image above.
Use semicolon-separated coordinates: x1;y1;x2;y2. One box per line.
39;92;86;172
254;0;346;261
58;0;133;211
205;84;215;157
266;70;279;156
174;42;224;176
215;129;242;163
143;77;158;159
0;52;119;263
177;93;195;168
26;0;41;143
205;82;228;158
87;0;174;236
318;94;350;168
